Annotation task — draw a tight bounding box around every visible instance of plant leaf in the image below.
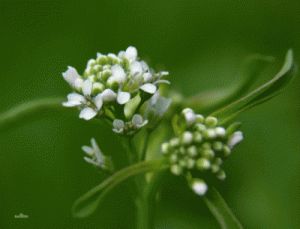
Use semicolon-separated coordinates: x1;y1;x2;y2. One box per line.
204;187;243;229
183;54;273;113
72;159;168;218
211;49;296;123
0;97;65;131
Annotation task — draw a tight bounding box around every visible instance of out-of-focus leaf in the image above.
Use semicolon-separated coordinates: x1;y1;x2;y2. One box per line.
204;187;243;229
72;159;168;218
211;49;296;123
183;54;274;113
0;97;64;131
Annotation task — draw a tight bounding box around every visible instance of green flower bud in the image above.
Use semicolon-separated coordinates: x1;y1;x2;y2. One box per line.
205;116;218;127
196;158;211;170
171;164;183;176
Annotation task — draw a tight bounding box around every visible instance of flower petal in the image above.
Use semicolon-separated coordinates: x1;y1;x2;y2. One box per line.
82;79;93;96
62;66;81;86
94;94;103;110
140;83;157;94
130;61;143;76
228;131;243;149
125;46;137;61
101;89;117;102
82;146;94;156
111;65;126;83
79;107;97;120
117;91;131;105
62;93;85;107
132;114;143;126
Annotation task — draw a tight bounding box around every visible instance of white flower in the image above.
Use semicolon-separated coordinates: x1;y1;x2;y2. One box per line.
228;131;243;149
82;138;105;168
182;108;196;126
82;138;113;171
191;179;208;196
112;119;125;134
132;114;148;129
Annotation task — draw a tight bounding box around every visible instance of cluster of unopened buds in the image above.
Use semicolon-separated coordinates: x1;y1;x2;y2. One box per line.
161;108;243;196
62;46;169;135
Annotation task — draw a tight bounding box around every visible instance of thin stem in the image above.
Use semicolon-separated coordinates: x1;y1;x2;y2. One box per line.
204;187;243;229
140;130;151;161
0;97;64;131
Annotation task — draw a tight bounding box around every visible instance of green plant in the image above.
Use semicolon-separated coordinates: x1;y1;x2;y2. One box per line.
0;47;296;229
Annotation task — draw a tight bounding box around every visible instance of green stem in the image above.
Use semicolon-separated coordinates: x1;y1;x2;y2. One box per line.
140;130;151;161
0;97;64;131
204;187;243;229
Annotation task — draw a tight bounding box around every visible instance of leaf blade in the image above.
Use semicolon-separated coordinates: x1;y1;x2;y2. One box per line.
212;49;296;122
72;159;167;218
204;187;243;229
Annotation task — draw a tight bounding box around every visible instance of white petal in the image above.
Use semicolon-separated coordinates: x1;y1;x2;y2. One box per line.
228;131;243;149
94;94;103;110
82;146;94;156
117;91;131;104
140;83;157;94
141;61;149;71
74;78;83;90
130;61;143;75
154;79;170;85
62;66;81;86
113;119;125;131
192;180;208;196
125;46;137;61
91;138;103;163
79;107;97;120
101;89;117;102
143;72;153;82
215;127;226;137
132;114;143;126
82;79;93;96
62;93;85;107
111;65;126;83
83;157;100;167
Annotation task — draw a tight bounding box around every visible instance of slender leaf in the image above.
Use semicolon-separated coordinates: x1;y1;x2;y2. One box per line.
0;97;64;131
204;187;243;229
183;54;273;113
211;49;296;123
72;159;168;218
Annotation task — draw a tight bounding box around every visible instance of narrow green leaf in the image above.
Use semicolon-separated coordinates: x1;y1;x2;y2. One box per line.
72;159;168;218
0;97;64;131
204;187;243;229
211;49;296;123
183;54;273;113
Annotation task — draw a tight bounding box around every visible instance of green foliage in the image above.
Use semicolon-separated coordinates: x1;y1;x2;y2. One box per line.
72;159;167;218
211;49;296;123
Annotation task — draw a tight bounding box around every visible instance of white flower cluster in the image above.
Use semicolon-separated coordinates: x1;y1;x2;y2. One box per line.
62;46;169;121
161;108;243;196
82;138;113;171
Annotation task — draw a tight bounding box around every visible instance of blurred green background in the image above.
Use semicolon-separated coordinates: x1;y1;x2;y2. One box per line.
1;0;300;228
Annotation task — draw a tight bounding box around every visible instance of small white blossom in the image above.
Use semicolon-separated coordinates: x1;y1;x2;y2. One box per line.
228;131;244;149
82;138;112;171
191;179;208;196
